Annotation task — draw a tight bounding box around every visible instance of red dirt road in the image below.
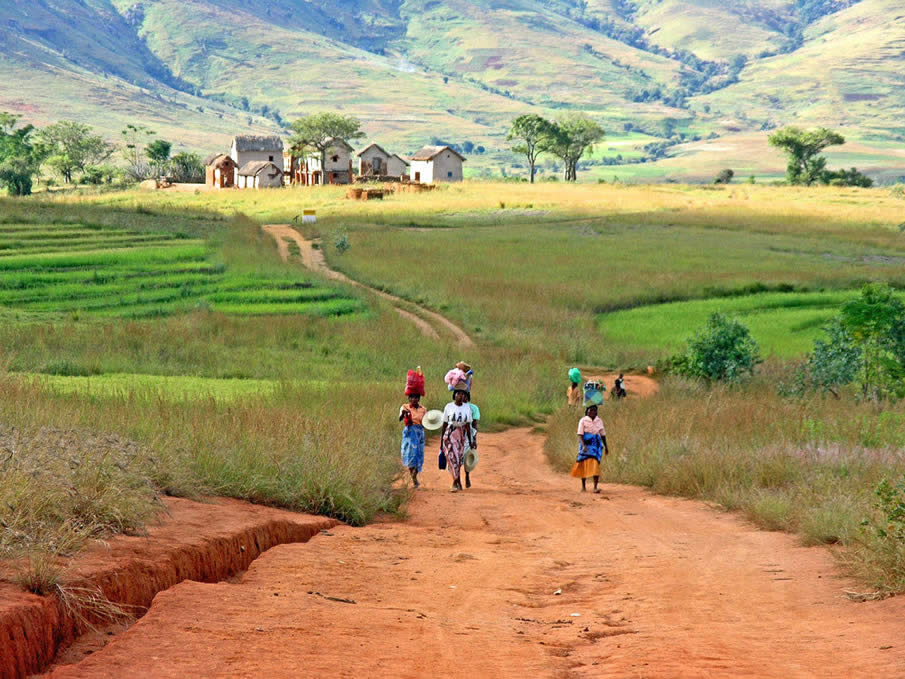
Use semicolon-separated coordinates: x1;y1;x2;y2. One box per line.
48;430;904;678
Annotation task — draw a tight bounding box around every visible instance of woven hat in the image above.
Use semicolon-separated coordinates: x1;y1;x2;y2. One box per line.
464;448;479;472
422;410;444;431
453;380;470;392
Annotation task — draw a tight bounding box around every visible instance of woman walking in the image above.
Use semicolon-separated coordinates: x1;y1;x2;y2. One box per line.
571;404;609;493
440;385;474;492
400;393;427;487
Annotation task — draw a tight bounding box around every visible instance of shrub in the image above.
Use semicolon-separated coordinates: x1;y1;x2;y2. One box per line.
714;168;734;184
672;312;761;382
334;233;351;255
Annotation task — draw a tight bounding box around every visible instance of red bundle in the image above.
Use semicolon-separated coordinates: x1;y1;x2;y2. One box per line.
405;369;425;396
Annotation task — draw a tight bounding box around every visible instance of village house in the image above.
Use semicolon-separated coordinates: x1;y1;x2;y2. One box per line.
357;143;392;177
289;138;354;185
409;146;465;183
236;160;283;189
203;154;237;189
387;154;410;178
229;135;284;185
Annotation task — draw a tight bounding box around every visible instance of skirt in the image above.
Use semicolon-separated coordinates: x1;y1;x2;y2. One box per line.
401;425;425;472
570;458;601;479
442;426;468;481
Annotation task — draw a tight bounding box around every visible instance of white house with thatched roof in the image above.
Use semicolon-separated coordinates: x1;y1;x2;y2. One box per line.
230;135;284;185
409;146;465;183
237;161;283;189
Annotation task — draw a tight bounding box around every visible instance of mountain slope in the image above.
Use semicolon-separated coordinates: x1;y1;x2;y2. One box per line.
0;0;902;179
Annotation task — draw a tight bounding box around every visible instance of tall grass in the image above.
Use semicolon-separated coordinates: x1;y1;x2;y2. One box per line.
544;375;905;590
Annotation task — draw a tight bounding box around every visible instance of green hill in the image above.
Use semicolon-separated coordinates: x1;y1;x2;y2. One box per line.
0;0;902;179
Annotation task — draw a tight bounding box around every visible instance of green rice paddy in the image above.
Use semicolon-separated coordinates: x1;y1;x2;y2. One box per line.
0;222;362;319
598;290;903;358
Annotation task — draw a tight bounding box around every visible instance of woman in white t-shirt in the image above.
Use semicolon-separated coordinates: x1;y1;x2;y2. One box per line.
440;385;474;492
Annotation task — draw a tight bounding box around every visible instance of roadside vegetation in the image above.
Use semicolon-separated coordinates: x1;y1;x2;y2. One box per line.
2;181;905;592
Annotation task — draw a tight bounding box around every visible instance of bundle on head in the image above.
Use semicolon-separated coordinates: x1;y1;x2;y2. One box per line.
445;368;467;390
406;368;425;396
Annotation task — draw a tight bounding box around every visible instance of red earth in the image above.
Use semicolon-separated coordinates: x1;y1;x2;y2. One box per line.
40;429;905;678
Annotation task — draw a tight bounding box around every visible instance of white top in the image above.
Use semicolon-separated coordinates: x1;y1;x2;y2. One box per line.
443;402;473;429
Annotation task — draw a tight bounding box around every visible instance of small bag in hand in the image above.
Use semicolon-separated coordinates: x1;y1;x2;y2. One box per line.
438;449;447;470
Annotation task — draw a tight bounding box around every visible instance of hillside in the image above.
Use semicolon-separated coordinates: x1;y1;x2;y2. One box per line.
0;0;903;179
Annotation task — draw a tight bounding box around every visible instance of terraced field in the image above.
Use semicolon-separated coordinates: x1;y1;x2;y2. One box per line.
0;223;362;319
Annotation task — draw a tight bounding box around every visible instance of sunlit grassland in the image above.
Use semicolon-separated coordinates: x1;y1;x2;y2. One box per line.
599;290;905;359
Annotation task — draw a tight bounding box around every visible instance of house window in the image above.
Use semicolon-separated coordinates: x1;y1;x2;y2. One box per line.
332;155;339;163
448;171;453;178
269;155;274;161
374;158;382;171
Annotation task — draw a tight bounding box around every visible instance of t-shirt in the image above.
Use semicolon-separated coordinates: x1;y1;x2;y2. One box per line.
469;403;481;422
400;403;426;426
577;415;605;437
443;402;473;429
567;385;581;406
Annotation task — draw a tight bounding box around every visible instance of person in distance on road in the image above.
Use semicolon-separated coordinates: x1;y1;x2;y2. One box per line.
567;368;582;406
400;392;427;488
571;404;609;493
440;384;474;493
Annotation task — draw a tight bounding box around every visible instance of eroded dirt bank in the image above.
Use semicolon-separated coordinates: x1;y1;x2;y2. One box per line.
0;498;335;679
46;430;905;678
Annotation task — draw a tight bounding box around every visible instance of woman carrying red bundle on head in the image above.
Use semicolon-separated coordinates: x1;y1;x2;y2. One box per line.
400;368;427;488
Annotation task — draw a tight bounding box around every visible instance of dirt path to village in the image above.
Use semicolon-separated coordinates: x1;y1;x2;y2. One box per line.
48;427;905;678
263;224;471;347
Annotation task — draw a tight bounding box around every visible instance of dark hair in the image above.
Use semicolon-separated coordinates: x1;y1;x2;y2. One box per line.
453;389;468;398
585;404;598;417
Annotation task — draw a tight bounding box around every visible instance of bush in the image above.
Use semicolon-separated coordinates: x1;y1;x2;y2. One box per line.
334;233;351;255
672;313;761;382
714;168;735;184
825;167;873;188
82;165;119;185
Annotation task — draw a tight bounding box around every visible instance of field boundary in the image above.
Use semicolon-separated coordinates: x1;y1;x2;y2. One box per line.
263;224;474;347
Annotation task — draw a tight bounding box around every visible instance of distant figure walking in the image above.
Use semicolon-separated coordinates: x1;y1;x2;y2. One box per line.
571;404;609;493
567;368;582;406
400;369;427;487
464;391;480;489
612;373;627;400
440;384;474;493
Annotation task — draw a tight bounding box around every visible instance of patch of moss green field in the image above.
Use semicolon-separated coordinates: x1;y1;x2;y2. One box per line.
3;182;905;588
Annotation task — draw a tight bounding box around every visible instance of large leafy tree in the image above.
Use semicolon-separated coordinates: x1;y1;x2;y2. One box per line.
0;113;45;196
507;114;555;183
768;126;845;185
36;121;113;184
288;113;364;182
542;114;605;182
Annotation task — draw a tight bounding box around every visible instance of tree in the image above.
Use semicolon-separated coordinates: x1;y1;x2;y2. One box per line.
840;283;905;399
768;126;845;185
169;152;204;183
146;139;172;177
288;113;364;183
714;168;734;184
36;121;112;184
507;114;555;184
121;124;156;180
0;113;45;196
680;313;761;383
541;114;605;182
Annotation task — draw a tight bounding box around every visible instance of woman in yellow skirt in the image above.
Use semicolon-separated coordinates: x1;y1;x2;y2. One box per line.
571;404;609;493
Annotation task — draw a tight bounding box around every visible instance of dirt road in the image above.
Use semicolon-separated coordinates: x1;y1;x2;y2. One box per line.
48;429;904;678
262;224;471;347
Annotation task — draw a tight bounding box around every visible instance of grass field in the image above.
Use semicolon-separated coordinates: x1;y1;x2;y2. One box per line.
3;182;905;591
598;290;899;359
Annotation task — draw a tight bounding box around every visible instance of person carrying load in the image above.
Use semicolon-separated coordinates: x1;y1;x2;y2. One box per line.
399;367;427;488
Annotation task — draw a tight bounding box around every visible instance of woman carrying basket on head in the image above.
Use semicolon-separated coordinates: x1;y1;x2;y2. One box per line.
571;404;609;493
440;382;474;493
400;368;427;488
